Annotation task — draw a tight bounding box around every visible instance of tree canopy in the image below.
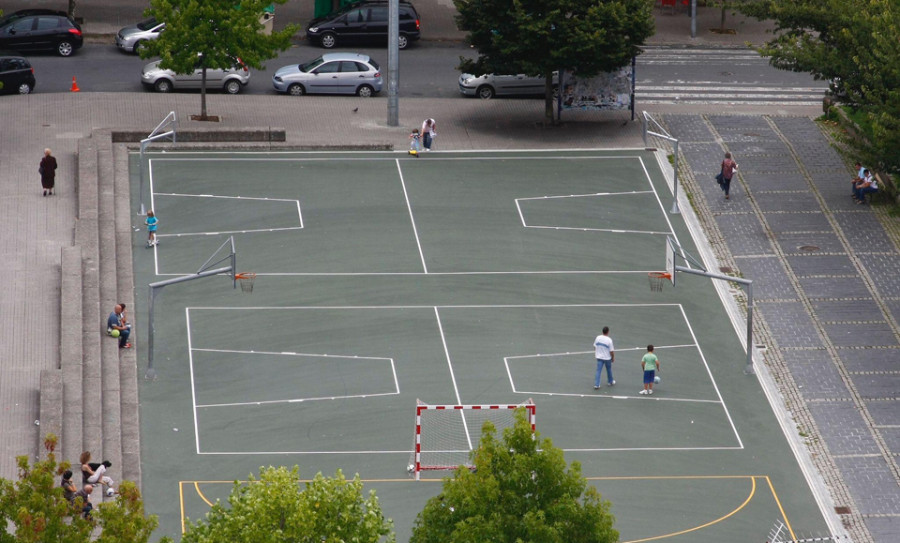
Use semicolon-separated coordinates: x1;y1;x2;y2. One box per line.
453;0;654;122
0;434;168;543
410;409;618;543
143;0;299;118
181;466;395;543
740;0;900;171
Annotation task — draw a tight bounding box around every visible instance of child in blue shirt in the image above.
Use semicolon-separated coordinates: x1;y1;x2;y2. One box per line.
145;210;159;247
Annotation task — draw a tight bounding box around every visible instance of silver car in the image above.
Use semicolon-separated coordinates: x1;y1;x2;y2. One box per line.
141;59;250;94
458;72;558;99
272;53;382;97
116;18;165;54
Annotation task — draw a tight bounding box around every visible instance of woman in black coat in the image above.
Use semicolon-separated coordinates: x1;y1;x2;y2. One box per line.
40;148;57;196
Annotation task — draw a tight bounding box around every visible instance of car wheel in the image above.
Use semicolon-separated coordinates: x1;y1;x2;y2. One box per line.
320;32;336;48
154;79;172;93
357;84;374;98
287;83;305;96
17;82;32;94
224;80;242;94
398;35;409;49
133;40;146;55
477;85;495;99
57;41;74;57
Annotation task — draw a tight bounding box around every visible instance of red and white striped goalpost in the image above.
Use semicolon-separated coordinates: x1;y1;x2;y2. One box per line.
411;399;535;480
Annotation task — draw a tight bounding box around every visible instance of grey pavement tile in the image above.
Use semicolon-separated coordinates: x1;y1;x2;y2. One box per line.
809;402;878;454
715;214;773;256
887;301;900;326
703;184;753;213
812;300;886;323
724;140;790;156
776;232;846;254
863;516;900;543
736;154;801;173
834;212;896;253
781;349;850;399
681;142;723;177
764;212;833;233
851;373;900;399
757;301;824;348
660;114;715;143
733;256;797;299
878;428;900;454
833;455;900;516
866;400;900;427
810;172;855;192
820;192;868;212
798;276;873;300
753;191;822;213
740;171;805;192
786;254;857;277
708;115;772;134
823;323;899;348
857;253;900;299
837;348;900;373
771;117;830;142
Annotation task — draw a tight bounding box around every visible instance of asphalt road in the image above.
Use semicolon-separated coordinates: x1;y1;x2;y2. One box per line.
21;40;828;104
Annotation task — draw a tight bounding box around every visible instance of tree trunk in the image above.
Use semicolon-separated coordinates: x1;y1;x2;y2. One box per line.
68;0;77;19
545;75;556;126
200;67;208;119
720;1;727;32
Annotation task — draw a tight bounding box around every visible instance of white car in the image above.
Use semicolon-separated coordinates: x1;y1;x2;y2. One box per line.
141;59;250;94
272;53;382;97
116;18;165;54
458;72;559;99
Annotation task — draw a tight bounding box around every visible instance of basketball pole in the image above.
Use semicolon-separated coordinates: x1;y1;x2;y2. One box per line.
674;265;755;375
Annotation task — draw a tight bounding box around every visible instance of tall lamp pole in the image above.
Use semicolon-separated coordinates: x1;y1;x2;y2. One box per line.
387;0;399;126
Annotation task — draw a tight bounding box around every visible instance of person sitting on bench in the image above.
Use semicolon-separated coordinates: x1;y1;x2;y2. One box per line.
853;169;879;204
107;303;132;349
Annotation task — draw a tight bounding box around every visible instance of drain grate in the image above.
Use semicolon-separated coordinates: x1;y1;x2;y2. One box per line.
835;506;851;515
719;266;734;274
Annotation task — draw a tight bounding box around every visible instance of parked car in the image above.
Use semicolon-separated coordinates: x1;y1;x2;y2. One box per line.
0;55;35;94
458;72;559;99
141;59;250;94
0;9;67;26
116;17;165;54
306;0;420;50
273;53;382;96
0;13;83;56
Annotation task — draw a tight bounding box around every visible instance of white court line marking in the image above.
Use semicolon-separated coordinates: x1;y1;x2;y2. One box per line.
147;153;649;162
507;389;721;404
186;308;201;455
190;303;683;310
524;225;671;235
396;159;427;273
679;304;744;448
150;160;161;276
517;190;655;201
196;445;743;455
432;307;473;450
190;348;399;408
153;270;661;277
157;227;303;237
637;156;694;271
504;344;698;359
152;193;304;237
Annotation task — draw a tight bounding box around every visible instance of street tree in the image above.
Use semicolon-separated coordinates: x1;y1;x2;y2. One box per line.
143;0;299;120
0;434;169;543
181;466;395;543
453;0;654;124
410;409;618;543
740;0;900;171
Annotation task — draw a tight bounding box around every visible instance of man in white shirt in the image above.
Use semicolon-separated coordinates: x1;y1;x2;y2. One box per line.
853;169;879;204
593;326;615;389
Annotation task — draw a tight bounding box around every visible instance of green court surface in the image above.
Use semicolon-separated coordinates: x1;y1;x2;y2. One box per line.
130;150;829;542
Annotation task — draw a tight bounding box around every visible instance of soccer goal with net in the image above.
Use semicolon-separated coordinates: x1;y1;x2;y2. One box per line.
409;399;535;480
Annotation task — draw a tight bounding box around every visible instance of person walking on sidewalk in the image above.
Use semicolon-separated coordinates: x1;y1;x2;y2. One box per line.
39;148;57;196
719;152;738;200
421;118;436;151
593;326;615;389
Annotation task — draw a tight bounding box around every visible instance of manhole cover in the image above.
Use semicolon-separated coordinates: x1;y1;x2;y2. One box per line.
719;266;733;274
799;245;820;252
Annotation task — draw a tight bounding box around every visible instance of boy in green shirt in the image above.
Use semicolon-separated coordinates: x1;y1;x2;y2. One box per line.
640;345;660;395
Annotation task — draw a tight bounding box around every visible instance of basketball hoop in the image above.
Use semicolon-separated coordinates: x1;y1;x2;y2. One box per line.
648;272;671;292
235;272;256;293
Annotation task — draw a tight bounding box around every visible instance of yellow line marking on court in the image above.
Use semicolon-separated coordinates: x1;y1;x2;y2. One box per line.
619;476;756;543
179;481;185;534
195;482;215;507
766;476;797;541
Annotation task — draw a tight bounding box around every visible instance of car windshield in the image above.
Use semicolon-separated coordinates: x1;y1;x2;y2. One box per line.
136;18;158;31
299;57;326;73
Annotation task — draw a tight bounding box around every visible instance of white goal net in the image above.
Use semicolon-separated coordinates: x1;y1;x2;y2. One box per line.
409;399;535;480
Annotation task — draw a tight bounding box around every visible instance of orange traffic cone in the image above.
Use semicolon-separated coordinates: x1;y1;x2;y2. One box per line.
70;76;80;92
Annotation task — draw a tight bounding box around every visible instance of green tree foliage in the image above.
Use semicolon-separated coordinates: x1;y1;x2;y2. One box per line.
453;0;654;123
410;410;618;543
182;466;395;543
0;434;169;543
144;0;299;119
740;0;900;171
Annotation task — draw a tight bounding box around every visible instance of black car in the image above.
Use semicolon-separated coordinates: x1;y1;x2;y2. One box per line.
0;13;83;56
306;0;420;49
0;9;68;26
0;56;35;94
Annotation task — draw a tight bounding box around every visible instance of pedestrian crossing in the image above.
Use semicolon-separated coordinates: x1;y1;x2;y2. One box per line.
635;47;828;105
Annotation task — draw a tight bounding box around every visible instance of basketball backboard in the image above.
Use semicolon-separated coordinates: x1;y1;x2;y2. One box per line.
665;236;676;287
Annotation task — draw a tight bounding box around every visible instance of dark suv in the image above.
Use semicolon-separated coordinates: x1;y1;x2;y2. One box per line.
306;0;420;49
0;56;35;94
0;12;83;56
